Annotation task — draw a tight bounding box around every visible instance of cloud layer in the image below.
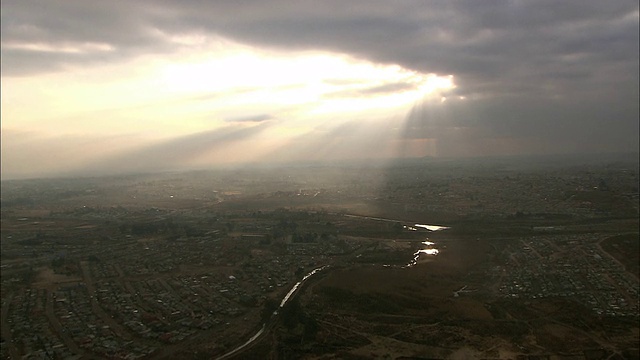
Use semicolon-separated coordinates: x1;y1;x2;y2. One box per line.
1;0;638;178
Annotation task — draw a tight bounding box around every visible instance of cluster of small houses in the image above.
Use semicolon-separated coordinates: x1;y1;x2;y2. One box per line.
497;234;638;317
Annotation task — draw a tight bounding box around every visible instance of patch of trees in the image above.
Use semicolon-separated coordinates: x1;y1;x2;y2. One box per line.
292;232;318;243
353;250;408;265
118;219;206;237
508;211;574;220
279;298;319;342
260;298;279;323
51;255;79;275
16;237;44;246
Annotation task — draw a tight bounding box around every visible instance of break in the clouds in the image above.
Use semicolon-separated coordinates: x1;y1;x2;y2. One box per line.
1;0;638;179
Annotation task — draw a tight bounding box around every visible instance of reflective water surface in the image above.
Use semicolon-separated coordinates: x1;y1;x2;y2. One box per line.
414;224;450;231
406;237;441;267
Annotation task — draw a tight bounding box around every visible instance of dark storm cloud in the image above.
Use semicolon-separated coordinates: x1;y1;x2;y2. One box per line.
1;0;157;75
3;0;638;154
4;1;637;83
402;93;639;156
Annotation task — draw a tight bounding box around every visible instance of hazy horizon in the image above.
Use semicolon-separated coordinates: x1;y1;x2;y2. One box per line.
1;151;638;182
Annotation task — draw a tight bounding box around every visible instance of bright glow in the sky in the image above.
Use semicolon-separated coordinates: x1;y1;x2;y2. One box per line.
158;44;454;126
1;36;456;177
2;38;454;137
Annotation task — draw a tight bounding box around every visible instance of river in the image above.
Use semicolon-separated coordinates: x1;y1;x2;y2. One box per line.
216;215;450;358
215;265;329;360
342;213;449;232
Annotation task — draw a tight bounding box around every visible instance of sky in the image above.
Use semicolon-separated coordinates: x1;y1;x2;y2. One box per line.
1;0;638;179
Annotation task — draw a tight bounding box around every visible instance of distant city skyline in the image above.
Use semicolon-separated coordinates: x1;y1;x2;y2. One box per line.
2;0;638;179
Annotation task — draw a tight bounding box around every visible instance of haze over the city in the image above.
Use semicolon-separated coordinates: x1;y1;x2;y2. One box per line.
2;0;638;179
